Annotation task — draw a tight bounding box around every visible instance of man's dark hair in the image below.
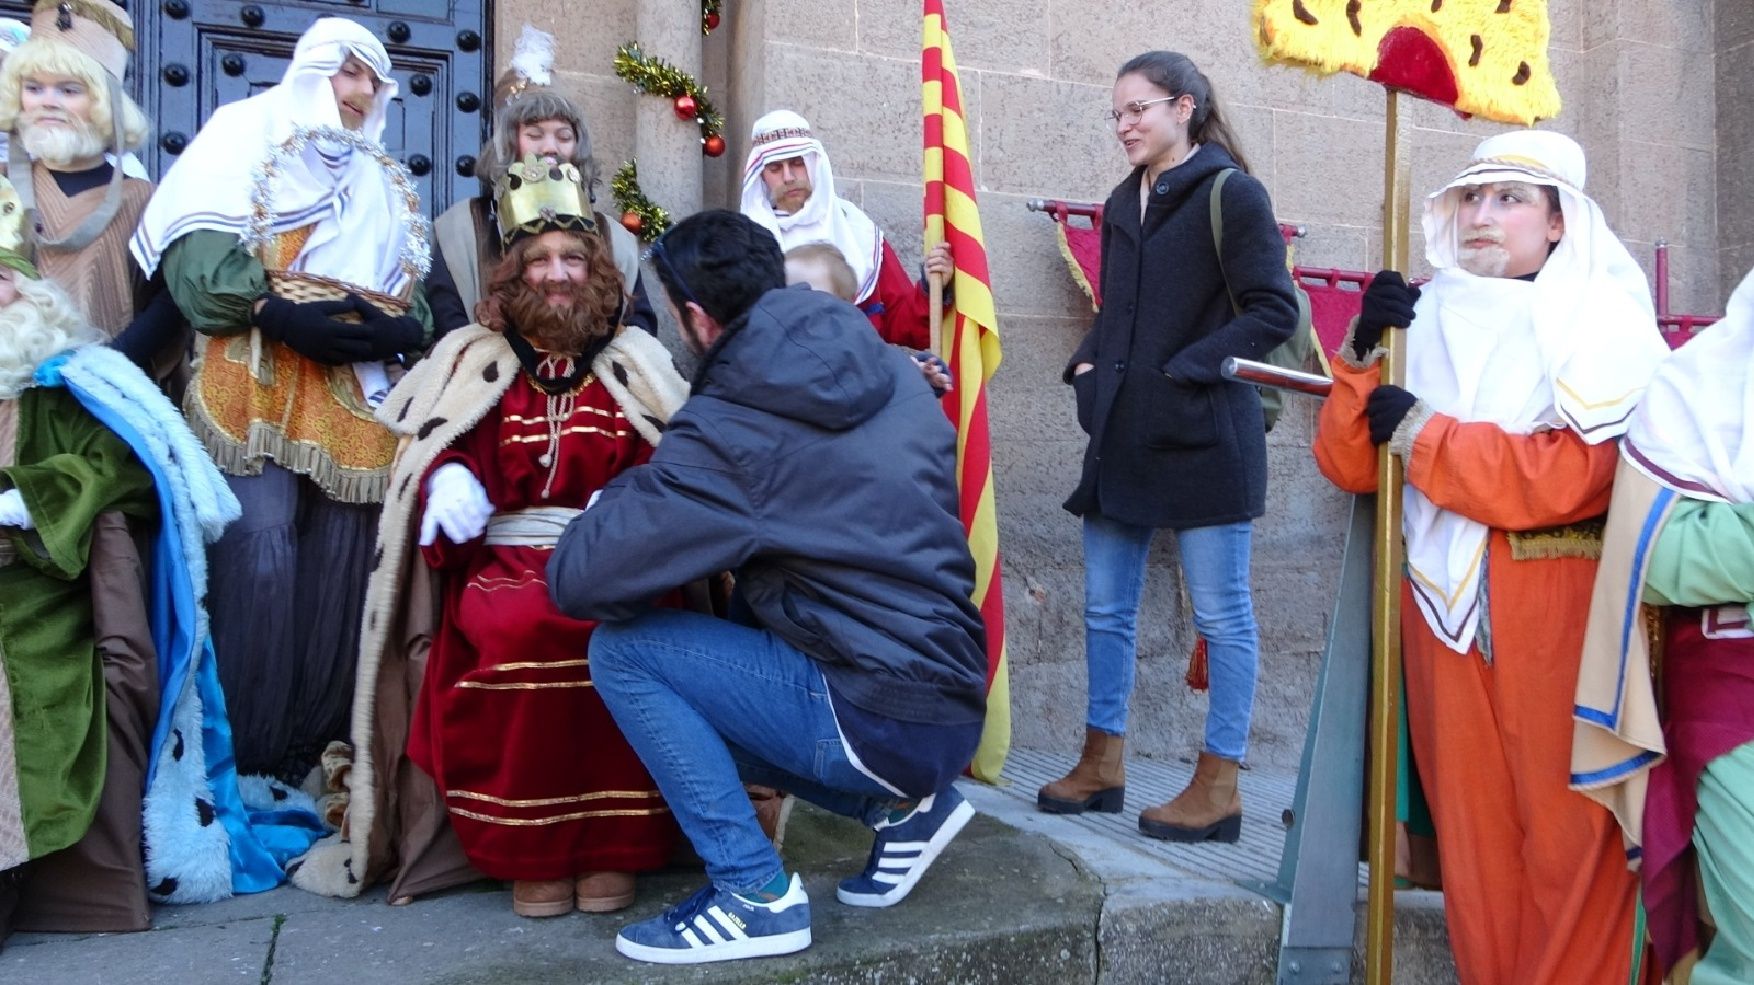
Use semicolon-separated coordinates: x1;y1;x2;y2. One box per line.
649;209;785;326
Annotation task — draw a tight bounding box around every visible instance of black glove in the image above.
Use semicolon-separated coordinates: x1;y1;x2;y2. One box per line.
1365;385;1419;445
347;294;426;361
1353;270;1421;361
253;295;376;365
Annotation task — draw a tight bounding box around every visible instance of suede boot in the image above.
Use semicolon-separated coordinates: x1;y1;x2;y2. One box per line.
574;871;636;913
512;878;575;918
1037;727;1126;814
1138;751;1242;842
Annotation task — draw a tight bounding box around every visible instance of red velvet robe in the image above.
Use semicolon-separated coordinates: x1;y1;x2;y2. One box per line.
407;365;677;880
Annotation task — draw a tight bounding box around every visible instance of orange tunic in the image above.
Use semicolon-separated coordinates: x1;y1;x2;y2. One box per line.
1314;359;1650;985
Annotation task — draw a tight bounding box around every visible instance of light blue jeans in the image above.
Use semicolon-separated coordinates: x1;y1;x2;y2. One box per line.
1082;513;1259;760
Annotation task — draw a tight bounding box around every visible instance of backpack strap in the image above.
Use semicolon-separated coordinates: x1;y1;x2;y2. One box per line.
1208;168;1240;316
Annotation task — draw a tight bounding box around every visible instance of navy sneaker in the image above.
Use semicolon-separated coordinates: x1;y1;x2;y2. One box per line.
615;874;811;965
836;786;976;908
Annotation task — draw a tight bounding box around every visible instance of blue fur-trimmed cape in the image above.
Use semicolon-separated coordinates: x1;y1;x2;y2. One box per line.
35;345;323;902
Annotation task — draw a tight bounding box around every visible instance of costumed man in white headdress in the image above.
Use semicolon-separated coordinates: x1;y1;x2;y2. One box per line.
0;1;184;381
1572;268;1754;985
129;18;433;786
289;159;687;920
740;110;950;349
427;25;655;340
0;172;318;946
1313;130;1669;985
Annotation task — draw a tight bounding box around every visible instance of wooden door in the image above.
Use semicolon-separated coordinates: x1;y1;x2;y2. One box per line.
139;0;488;217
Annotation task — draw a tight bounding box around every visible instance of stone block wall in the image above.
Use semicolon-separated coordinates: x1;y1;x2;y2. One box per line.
1721;2;1754;298
502;0;1730;769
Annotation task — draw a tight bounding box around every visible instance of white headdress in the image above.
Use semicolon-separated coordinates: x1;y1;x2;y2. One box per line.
738;110;883;304
1401;129;1670;653
129;18;415;295
1623;269;1754;504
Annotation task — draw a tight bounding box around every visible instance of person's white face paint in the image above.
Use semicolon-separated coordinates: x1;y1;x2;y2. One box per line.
1455;180;1565;279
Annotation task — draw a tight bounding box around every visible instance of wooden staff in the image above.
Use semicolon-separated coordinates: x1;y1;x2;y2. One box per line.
928;247;945;356
1367;88;1414;985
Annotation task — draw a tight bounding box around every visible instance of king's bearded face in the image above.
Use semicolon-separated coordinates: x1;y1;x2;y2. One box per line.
497;230;620;354
0;272;105;400
19;72;104;168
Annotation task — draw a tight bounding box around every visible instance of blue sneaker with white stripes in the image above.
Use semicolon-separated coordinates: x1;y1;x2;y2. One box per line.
614;873;811;965
836;786;976;908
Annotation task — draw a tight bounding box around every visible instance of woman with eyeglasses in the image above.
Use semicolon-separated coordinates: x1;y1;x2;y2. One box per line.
1038;50;1298;844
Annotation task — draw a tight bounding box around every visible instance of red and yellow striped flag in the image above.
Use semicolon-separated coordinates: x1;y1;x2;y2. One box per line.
923;0;1008;782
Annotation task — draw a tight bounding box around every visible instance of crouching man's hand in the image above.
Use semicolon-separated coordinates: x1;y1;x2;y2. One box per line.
912;351;954;397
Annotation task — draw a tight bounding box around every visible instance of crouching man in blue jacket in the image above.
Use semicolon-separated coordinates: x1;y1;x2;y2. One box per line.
547;209;988;965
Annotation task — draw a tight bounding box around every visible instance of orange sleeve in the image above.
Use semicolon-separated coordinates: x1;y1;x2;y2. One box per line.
1312;359;1381;494
1405;415;1618;530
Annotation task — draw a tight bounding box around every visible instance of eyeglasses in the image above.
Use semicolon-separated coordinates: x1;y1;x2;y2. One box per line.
642;237;699;308
1104;95;1180;126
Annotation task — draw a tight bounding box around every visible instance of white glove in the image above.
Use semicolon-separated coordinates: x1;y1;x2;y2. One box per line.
0;488;32;530
419;463;493;547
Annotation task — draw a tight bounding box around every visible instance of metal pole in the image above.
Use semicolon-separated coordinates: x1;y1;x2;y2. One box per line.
1365;87;1411;985
1654;240;1670;317
1221;357;1332;397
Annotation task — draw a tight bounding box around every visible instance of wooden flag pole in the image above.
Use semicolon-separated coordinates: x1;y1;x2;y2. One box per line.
928;253;946;355
1365;87;1414;985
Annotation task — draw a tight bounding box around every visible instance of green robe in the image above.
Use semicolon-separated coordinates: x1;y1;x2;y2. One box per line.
160;230;433;339
1;386;155;863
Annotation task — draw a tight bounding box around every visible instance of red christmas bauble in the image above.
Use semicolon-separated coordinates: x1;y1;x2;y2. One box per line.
705;11;721;31
621;210;643;235
703;134;727;157
673;94;698;120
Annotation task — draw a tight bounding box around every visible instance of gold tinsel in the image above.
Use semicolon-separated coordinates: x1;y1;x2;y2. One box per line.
613;42;726;141
610;161;671;243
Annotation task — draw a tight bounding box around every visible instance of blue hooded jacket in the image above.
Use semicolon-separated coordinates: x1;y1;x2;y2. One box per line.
549;285;987;730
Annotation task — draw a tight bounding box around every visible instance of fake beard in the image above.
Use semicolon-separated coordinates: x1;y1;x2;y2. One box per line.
503;280;612;355
1457;234;1510;279
19;118;106;169
0;280;104;398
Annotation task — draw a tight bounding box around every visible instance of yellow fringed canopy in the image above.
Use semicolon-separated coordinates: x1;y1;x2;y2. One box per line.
1255;0;1560;125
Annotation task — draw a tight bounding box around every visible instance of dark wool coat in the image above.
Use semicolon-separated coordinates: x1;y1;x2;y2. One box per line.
1065;143;1299;530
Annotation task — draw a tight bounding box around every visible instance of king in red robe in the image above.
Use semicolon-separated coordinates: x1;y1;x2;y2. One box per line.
288;160;691;916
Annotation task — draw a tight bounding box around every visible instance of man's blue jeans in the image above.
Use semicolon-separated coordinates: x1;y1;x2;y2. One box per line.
590;610;905;896
1082;513;1260;760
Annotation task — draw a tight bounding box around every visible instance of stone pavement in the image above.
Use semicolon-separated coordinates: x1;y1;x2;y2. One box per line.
1;755;1458;985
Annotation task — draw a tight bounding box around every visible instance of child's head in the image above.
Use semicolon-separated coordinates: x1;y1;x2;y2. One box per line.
783;242;857;301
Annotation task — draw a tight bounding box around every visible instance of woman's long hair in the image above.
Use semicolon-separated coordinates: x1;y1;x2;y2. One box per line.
1117;51;1250;174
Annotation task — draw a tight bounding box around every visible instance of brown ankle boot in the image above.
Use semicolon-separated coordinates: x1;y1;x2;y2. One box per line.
1139;751;1242;842
1037;728;1126;814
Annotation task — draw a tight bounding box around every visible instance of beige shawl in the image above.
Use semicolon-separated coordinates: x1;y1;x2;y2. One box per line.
1571;457;1678;859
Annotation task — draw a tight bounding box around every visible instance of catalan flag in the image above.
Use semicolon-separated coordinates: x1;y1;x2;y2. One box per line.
923;0;1008;782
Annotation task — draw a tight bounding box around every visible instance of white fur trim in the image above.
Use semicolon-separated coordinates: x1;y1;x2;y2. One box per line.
56;345;244;905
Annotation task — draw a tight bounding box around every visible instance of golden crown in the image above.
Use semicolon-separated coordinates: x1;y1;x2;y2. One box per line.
495;156;595;246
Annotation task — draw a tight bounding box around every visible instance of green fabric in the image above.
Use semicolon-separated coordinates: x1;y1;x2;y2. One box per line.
1396;672;1435;837
1207;168;1317;432
161;230;434;344
1642;498;1754;618
1692;740;1754;985
0;247;37;281
0;386;155;858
